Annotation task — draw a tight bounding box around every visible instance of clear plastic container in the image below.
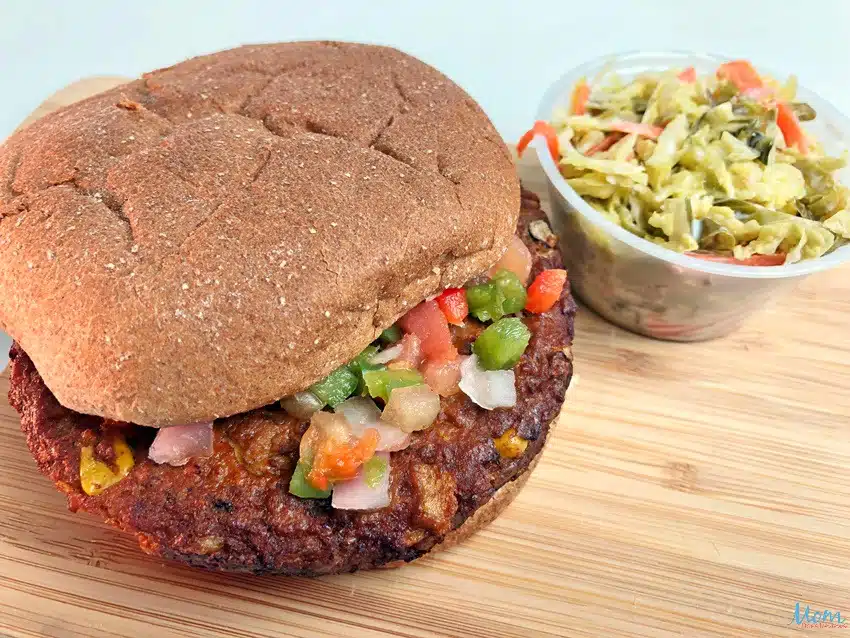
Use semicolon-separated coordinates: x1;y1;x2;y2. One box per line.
0;331;9;372
534;51;850;341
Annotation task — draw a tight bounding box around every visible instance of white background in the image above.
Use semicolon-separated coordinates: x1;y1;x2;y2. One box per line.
1;0;849;370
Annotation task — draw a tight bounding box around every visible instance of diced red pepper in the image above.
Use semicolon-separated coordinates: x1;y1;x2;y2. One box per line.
685;251;786;266
608;120;664;139
517;120;559;162
716;60;763;92
435;288;468;325
677;67;696;83
524;269;567;313
307;428;379;491
587;132;622;156
571;79;591;115
776;102;809;154
399;300;458;361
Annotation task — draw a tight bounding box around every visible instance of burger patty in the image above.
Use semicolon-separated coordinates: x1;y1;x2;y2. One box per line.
8;189;576;575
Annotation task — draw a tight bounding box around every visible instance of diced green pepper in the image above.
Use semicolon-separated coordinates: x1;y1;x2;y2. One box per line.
348;345;386;395
379;325;402;344
363;455;388;488
289;459;332;499
467;270;528;322
491;269;527;315
348;345;382;376
309;365;359;408
472;317;531;370
362;368;423;402
466;281;506;322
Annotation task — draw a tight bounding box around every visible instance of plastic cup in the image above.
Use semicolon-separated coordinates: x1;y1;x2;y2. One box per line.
533;51;850;341
0;331;9;372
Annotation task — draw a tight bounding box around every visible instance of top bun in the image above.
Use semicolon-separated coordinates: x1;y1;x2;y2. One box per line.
0;42;519;426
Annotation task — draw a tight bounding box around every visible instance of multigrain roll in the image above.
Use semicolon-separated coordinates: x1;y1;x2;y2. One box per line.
1;42;575;574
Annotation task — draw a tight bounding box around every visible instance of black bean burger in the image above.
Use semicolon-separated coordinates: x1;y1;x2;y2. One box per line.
0;42;576;574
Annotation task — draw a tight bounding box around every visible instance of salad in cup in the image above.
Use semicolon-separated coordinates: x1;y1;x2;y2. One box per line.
520;60;849;266
522;53;850;341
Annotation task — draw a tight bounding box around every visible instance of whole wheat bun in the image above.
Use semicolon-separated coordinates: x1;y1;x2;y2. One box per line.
0;42;519;426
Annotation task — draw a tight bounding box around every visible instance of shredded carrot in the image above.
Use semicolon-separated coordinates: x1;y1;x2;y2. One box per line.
776;102;809;154
570;78;590;115
587;132;622;155
685;251;786;266
677;67;696;83
517;120;559;161
608;120;664;139
716;60;763;92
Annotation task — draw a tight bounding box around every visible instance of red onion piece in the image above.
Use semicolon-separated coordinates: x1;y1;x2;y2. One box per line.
331;452;391;510
148;422;214;466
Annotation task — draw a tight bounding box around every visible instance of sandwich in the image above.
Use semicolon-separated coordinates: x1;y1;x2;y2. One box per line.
0;41;576;574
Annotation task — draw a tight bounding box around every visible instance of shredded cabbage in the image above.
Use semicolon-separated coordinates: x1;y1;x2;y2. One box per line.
823;209;850;239
646;114;689;188
648;198;699;251
547;62;848;262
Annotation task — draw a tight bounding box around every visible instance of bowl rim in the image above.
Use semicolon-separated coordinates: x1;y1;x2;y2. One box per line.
533;49;850;280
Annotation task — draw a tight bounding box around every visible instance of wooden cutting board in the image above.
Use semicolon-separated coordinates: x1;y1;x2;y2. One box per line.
1;78;849;638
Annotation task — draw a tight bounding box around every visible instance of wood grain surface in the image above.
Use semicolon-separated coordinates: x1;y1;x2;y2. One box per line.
1;78;849;638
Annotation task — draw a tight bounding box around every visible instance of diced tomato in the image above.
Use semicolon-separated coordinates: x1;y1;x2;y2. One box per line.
421;358;462;397
716;60;763;92
685;251;786;266
517;120;559;162
608;120;664;139
677;67;696;83
571;79;591;115
587;132;622;156
308;428;379;490
776;102;809;154
524;269;567;313
488;235;533;284
387;333;423;370
435;288;468;325
399;300;458;361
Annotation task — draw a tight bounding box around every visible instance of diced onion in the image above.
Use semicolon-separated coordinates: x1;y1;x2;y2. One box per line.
281;391;324;420
422;358;462;396
459;354;517;410
381;384;440;433
387;333;423;370
489;236;533;285
335;395;382;424
335;396;410;451
370;343;404;364
331;452;391;510
148;422;214;466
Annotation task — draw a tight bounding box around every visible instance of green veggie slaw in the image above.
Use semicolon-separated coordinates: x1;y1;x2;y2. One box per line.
550;64;850;264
